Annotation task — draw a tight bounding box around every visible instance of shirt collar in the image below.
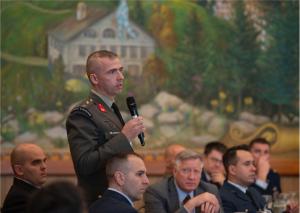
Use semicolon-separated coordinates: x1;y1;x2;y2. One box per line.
203;170;211;181
15;177;41;189
228;180;248;193
91;89;114;107
174;179;194;206
107;188;134;206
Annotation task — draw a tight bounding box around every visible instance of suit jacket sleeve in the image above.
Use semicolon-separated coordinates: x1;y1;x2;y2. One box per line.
66;107;133;176
144;184;188;213
199;181;224;213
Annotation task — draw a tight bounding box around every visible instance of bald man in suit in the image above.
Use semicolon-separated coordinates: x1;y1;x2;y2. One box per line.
2;143;47;213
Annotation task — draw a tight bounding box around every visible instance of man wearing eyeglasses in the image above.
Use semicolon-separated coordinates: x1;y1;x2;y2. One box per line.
144;150;223;213
202;141;227;188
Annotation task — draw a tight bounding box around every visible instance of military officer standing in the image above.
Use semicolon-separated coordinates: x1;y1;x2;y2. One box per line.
66;50;145;206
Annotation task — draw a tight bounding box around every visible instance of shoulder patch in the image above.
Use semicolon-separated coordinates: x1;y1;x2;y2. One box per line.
71;106;92;118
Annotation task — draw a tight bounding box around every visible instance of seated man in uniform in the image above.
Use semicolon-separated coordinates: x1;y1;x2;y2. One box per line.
249;138;281;195
220;144;266;213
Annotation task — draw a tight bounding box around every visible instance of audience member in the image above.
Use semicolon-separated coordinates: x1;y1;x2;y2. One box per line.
220;144;266;213
27;181;86;213
89;153;149;213
164;144;186;176
66;50;145;205
202;141;227;187
1;143;47;213
249;138;281;196
144;149;223;213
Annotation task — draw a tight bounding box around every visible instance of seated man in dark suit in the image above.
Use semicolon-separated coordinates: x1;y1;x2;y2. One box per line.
249;138;281;196
2;143;47;213
89;153;150;213
220;144;266;213
144;149;223;213
202;141;227;188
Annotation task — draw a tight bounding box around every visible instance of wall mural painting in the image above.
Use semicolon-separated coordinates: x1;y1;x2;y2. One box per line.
1;0;299;160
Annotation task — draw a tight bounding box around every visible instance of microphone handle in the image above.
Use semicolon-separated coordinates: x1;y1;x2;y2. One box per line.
132;114;145;146
138;133;145;146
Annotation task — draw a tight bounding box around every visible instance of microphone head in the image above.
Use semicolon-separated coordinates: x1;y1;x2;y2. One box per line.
126;96;137;116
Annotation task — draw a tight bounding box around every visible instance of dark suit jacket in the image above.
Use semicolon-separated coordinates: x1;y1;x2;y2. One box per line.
252;169;281;195
220;181;266;213
66;92;133;205
144;176;224;213
1;178;38;213
89;189;137;213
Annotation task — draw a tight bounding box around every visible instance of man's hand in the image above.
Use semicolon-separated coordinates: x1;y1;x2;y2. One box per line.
210;172;226;186
256;155;270;181
200;202;218;213
184;192;220;213
121;116;145;141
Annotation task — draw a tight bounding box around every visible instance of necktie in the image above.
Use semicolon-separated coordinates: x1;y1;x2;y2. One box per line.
245;189;259;210
182;194;191;205
111;103;125;125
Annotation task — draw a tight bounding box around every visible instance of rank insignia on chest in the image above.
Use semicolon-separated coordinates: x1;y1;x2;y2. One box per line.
98;104;106;112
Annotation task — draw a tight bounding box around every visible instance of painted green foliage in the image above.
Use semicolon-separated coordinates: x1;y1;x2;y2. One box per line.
256;0;299;116
1;0;299;126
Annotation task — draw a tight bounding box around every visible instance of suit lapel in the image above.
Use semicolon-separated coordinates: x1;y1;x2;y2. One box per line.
247;187;263;210
168;177;180;212
225;182;249;201
89;93;124;129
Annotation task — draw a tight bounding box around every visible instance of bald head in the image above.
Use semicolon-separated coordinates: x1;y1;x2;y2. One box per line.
164;144;186;175
11;143;47;186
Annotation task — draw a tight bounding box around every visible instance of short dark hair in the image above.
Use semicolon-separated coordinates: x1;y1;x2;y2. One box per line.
204;141;227;155
27;181;85;213
223;144;250;174
249;138;271;148
105;153;143;178
86;50;118;75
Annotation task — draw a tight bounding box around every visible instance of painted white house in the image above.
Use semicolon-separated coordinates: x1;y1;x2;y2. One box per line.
48;2;156;76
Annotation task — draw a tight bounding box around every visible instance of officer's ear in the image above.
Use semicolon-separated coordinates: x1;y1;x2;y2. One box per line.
89;73;99;85
229;164;237;176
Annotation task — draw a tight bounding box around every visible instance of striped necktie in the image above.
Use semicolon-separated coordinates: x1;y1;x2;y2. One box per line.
182;194;191;205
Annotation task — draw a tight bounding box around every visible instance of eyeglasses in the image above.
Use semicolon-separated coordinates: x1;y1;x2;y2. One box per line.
208;157;223;165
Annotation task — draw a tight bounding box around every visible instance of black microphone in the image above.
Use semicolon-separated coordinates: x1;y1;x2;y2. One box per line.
126;96;145;146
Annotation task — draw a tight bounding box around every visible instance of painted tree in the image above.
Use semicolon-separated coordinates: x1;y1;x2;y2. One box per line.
168;9;206;105
256;0;299;121
130;0;145;27
142;54;168;94
227;0;260;113
149;3;177;50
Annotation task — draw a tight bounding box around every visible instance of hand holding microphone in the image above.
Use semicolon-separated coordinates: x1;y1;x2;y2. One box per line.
121;96;145;146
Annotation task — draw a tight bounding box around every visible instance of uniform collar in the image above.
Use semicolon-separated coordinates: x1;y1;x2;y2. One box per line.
91;89;114;107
